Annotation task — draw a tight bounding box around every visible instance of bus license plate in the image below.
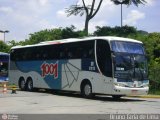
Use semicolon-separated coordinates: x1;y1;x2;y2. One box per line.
131;90;138;95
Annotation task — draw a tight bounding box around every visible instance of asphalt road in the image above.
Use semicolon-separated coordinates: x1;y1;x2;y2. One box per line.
0;90;160;115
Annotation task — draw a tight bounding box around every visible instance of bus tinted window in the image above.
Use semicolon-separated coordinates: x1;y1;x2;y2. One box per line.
10;40;95;61
96;39;112;77
111;41;144;54
0;55;9;60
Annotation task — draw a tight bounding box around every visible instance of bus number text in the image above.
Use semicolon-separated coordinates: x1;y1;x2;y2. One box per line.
41;62;58;79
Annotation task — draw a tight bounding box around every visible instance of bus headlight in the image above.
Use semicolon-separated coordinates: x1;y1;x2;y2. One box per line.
142;83;149;87
114;82;126;87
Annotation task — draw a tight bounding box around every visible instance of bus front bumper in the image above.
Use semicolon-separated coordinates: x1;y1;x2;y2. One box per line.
113;86;149;96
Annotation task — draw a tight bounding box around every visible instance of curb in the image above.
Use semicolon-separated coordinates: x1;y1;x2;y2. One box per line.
127;95;160;99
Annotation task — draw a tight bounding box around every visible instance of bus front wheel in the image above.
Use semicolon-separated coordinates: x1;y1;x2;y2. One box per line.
81;82;94;98
112;95;122;100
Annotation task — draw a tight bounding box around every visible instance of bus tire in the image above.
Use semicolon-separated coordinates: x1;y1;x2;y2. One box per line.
26;78;33;92
19;78;26;91
81;82;94;99
112;95;122;100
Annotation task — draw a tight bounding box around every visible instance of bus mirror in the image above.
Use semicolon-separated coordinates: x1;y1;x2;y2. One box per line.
111;52;116;58
112;54;116;65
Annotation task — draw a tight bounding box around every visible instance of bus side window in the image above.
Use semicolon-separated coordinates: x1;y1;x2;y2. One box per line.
10;50;16;61
89;48;94;58
68;52;72;58
82;50;87;58
59;52;63;59
76;48;82;58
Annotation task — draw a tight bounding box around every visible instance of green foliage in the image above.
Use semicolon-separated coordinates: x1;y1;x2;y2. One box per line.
94;25;137;37
18;26;85;45
0;41;10;53
146;33;160;59
8;40;20;47
23;28;63;45
61;25;86;38
144;33;160;91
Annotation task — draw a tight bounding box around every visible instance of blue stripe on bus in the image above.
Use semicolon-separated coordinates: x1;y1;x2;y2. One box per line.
16;60;68;89
15;59;99;89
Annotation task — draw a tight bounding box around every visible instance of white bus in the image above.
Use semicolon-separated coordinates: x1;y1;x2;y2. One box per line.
9;36;149;98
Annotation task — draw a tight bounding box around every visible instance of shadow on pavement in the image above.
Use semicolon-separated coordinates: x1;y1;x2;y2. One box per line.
35;89;146;102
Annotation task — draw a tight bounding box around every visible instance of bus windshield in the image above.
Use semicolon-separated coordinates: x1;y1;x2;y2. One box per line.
111;41;148;81
111;41;144;54
0;62;8;77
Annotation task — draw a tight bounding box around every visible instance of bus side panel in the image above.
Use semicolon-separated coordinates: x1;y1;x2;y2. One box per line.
9;61;53;88
9;61;21;86
9;60;67;89
62;70;111;94
9;59;113;94
61;60;81;91
61;59;113;95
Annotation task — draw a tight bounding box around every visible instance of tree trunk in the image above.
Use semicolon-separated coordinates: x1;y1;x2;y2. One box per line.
84;17;89;36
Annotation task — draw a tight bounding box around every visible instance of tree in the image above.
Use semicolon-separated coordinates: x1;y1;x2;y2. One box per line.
111;0;146;27
0;41;9;53
94;25;137;37
19;26;85;45
136;32;160;93
66;0;103;35
23;28;63;45
61;25;86;38
8;40;20;47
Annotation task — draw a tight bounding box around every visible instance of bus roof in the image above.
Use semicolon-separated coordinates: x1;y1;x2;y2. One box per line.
11;36;142;49
0;52;9;56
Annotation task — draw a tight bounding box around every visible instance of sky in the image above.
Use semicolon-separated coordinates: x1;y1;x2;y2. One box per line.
0;0;159;42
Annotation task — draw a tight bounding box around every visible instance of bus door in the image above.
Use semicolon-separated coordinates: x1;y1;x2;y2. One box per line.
96;39;113;94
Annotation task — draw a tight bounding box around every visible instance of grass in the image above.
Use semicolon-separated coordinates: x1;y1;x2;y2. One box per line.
127;94;160;99
149;89;160;95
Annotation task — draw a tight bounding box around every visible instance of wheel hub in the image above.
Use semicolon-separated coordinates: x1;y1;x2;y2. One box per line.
84;84;91;96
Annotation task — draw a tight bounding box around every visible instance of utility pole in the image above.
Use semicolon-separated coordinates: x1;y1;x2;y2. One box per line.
121;3;123;27
0;30;9;43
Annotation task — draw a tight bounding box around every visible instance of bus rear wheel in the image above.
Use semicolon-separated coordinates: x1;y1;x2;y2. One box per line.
19;78;26;91
81;82;94;98
26;78;33;92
